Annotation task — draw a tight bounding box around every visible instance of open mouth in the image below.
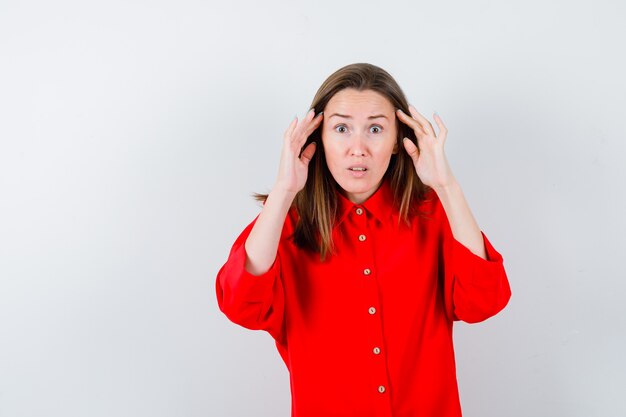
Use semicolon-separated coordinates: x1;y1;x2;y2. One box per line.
348;167;367;171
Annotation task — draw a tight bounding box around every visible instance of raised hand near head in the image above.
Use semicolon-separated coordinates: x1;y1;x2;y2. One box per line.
274;109;324;195
396;105;456;190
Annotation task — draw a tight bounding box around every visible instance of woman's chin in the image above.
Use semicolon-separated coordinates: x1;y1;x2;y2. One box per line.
335;178;383;204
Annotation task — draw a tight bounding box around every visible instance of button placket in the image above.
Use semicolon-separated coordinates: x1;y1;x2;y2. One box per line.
353;207;391;406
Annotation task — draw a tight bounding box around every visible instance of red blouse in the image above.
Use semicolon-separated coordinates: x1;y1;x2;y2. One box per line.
216;179;511;417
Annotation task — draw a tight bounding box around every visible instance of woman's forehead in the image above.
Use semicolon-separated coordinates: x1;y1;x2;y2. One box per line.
326;88;395;116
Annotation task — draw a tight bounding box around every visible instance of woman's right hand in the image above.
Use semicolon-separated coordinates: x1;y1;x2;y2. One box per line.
244;109;323;275
274;109;324;195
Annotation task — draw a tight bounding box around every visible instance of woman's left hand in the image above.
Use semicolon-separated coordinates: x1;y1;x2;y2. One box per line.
396;105;456;190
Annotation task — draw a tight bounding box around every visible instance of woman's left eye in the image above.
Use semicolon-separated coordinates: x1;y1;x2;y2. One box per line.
370;125;382;134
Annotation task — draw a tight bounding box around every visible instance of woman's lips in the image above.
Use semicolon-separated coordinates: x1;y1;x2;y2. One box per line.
348;166;368;178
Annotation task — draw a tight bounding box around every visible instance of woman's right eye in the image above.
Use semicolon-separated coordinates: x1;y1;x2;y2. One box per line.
335;125;347;133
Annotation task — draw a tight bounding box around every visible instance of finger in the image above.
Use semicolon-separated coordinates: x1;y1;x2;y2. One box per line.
284;115;298;140
402;137;420;163
296;111;323;147
433;112;448;144
396;108;426;136
292;109;316;143
408;105;436;137
303;111;324;137
300;141;317;165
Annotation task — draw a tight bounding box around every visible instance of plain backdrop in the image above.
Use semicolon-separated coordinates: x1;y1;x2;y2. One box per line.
1;1;625;416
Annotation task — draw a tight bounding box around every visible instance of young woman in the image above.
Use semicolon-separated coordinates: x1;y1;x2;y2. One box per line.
216;63;511;417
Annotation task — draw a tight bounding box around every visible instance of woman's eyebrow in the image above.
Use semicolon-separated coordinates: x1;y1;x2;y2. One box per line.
328;113;388;120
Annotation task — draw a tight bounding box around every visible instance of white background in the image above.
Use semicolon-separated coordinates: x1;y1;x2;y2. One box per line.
1;1;625;416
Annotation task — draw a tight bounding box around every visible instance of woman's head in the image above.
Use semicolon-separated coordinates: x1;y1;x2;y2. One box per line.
292;63;430;259
306;63;418;205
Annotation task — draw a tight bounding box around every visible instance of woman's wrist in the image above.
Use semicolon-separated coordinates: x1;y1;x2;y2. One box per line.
431;177;461;197
271;183;299;203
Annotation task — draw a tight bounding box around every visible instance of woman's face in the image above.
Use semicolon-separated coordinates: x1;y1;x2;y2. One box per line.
321;88;398;204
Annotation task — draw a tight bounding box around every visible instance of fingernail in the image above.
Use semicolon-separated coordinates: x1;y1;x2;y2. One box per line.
317;111;324;117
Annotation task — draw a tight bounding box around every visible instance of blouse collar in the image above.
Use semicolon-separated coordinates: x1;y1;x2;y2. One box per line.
335;178;395;225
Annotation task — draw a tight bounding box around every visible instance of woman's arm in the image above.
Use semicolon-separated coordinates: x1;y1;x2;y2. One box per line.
395;106;510;321
244;187;296;275
396;106;486;259
244;109;323;275
432;180;487;259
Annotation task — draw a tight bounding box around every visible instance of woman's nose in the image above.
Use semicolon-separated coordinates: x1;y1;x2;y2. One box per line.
349;133;366;156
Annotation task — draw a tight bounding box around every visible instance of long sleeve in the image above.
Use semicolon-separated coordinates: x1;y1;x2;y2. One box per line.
215;216;286;344
437;198;512;324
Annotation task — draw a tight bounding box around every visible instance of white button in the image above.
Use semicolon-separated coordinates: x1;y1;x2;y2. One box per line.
368;307;376;315
356;208;364;215
358;234;366;242
373;347;381;355
378;385;386;393
363;268;371;276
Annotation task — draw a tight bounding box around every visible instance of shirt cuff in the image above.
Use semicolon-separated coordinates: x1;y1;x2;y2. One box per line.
451;231;506;288
218;241;280;305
